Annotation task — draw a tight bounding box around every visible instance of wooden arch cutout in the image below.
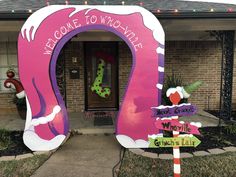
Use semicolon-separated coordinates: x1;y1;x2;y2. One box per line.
18;5;165;151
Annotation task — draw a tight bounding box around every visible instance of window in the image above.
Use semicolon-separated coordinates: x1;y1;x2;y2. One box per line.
0;41;18;92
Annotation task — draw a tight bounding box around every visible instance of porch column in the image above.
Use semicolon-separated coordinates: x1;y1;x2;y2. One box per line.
221;31;235;121
210;30;235;121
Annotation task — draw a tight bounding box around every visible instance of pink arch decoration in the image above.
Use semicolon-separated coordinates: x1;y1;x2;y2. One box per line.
18;5;165;151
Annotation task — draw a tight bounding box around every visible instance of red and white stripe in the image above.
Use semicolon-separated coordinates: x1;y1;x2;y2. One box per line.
172;115;181;177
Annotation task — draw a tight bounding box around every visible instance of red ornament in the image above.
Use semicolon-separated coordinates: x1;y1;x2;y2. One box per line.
6;70;15;78
169;91;181;105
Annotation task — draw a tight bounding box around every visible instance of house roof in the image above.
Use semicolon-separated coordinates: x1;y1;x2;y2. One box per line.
1;0;236;19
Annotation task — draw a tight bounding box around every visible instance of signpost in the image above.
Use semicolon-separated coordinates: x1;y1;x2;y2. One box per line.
150;86;202;177
151;103;197;118
154;119;201;135
149;136;201;148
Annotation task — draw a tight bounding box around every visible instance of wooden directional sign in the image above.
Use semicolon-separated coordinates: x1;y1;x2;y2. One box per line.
155;119;201;135
149;136;201;148
151;103;197;118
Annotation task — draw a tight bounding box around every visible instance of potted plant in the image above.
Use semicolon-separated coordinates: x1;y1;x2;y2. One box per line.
162;73;202;105
4;69;26;119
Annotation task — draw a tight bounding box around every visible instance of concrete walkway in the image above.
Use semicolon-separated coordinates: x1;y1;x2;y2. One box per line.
31;135;122;177
0;110;222;132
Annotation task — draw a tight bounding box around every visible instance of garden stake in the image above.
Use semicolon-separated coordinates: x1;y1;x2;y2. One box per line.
150;84;202;177
168;92;181;177
172;115;181;177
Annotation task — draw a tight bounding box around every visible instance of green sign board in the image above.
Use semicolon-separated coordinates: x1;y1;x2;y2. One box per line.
149;136;201;148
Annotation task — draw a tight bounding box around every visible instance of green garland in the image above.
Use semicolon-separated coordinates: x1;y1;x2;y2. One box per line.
91;59;111;98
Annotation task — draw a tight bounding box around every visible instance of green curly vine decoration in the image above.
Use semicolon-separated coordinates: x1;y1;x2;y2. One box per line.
91;59;111;98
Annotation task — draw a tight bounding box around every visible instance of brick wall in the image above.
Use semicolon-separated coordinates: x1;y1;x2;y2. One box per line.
1;40;236;114
64;41;85;112
165;41;222;110
0;93;17;115
118;42;132;104
118;41;236;111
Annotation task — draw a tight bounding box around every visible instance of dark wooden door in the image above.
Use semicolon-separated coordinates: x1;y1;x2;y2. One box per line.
85;42;118;110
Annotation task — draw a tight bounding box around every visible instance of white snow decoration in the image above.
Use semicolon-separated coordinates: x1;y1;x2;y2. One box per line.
116;135;149;148
166;87;183;98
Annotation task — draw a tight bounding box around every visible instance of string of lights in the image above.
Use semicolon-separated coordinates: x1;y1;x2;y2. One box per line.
7;1;236;14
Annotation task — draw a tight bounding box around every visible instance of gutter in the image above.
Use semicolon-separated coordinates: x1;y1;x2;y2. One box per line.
1;11;236;20
154;12;236;19
0;13;30;20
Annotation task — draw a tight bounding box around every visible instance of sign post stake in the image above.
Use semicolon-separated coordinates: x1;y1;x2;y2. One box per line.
167;88;183;177
172;115;181;177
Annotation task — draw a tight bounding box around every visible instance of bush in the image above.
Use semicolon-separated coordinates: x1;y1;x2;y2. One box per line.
0;129;11;150
225;123;236;135
162;73;188;105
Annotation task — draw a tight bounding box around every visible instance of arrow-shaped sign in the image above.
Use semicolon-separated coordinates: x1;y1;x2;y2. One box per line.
149;136;201;148
151;103;197;118
155;119;201;135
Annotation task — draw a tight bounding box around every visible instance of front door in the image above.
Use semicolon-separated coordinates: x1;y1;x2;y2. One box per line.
85;42;118;110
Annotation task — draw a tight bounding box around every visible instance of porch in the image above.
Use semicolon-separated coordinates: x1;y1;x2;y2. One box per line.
0;110;222;132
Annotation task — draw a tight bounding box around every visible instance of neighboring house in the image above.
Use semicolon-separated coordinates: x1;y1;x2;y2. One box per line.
0;0;235;121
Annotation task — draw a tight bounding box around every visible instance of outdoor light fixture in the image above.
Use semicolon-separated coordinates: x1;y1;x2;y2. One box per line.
174;9;179;13
122;1;125;5
72;57;78;63
28;9;32;13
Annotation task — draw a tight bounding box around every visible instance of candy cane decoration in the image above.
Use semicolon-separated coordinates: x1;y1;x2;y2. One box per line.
167;88;183;177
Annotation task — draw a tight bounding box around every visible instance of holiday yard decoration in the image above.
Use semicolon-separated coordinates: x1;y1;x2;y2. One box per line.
18;5;164;151
90;51;114;98
4;70;27;119
152;103;197;117
4;70;25;99
91;59;111;98
154;119;201;135
150;83;202;177
149;135;201;147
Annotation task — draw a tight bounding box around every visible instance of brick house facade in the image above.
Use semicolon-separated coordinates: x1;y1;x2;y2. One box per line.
1;39;236;115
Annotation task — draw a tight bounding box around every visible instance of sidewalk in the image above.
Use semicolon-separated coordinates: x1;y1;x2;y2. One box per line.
31;134;122;177
0;110;221;131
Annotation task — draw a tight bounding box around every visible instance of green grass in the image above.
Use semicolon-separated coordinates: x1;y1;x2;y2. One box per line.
0;154;50;177
119;151;236;177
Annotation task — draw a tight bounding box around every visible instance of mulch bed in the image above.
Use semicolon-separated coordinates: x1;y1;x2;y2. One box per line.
206;110;236;121
143;126;236;154
1;126;236;156
0;131;33;157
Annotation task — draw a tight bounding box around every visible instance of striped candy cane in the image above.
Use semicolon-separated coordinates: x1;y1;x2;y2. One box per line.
172;115;181;177
167;88;183;177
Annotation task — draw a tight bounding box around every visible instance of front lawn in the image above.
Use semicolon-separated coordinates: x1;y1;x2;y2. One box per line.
0;154;50;177
119;150;236;177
